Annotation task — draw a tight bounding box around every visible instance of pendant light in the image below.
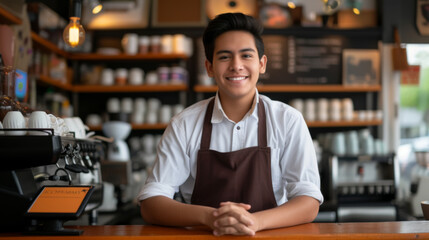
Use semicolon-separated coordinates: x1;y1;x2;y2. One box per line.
63;0;85;48
89;0;103;14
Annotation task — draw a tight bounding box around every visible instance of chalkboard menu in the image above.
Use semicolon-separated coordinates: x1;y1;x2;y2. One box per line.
260;35;344;85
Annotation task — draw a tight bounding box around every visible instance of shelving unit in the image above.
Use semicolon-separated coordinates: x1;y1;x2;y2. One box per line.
89;123;168;131
0;6;21;25
37;75;72;91
69;53;188;61
73;84;187;93
194;84;381;93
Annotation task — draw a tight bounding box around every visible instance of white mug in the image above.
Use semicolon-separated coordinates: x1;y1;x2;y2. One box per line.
342;98;354;121
304;99;316;121
329;99;341;121
159;105;172;124
317;98;329;121
134;98;146;113
146;110;158;124
101;68;114;86
121;98;134;114
129;68;144;85
141;134;155;154
28;111;50;135
145;71;158;85
3;111;26;135
161;35;173;54
122;33;139;55
107;98;121;113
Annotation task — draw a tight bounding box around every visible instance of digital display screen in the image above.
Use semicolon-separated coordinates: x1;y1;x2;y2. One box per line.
28;186;92;214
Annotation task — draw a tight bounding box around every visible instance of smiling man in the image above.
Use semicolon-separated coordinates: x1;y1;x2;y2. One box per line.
138;12;323;236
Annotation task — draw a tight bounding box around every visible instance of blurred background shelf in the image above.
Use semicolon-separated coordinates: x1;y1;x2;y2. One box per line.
73;84;187;93
0;6;21;24
194;85;382;93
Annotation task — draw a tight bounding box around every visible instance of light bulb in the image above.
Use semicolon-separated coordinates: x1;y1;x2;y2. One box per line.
287;1;296;9
63;17;85;48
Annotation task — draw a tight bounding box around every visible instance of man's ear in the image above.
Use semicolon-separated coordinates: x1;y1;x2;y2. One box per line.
259;55;267;74
205;59;214;77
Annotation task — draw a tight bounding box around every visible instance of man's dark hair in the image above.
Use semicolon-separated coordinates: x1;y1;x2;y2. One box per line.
202;12;264;63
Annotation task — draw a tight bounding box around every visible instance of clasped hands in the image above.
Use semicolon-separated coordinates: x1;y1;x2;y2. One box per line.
210;201;259;236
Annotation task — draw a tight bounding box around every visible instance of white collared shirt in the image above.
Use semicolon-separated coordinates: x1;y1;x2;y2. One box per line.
137;90;324;206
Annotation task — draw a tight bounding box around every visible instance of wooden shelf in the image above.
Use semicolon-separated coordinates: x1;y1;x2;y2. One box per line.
0;6;21;25
194;84;381;93
89;123;168;131
31;32;69;58
37;75;73;91
306;119;382;127
69;53;189;61
73;84;187;93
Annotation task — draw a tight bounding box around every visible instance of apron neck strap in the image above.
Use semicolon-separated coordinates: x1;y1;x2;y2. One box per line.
200;97;267;150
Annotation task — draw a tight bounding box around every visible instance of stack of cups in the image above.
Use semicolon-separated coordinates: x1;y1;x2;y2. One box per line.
146;98;161;124
161;35;173;54
317;98;329;121
129;68;144;85
342;98;354;121
139;36;150;54
329;99;341;121
159;105;172;124
304;99;316;121
132;98;146;124
115;68;128;85
121;33;139;55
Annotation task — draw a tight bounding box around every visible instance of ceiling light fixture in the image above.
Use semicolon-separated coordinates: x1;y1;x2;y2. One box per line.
63;0;85;48
89;0;103;14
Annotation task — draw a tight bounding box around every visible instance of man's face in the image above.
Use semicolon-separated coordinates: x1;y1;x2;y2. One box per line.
205;30;267;102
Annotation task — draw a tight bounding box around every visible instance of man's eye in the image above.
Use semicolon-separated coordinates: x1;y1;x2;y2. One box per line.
242;54;253;58
218;55;230;60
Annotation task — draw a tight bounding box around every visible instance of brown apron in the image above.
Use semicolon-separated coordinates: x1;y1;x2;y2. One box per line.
191;98;277;213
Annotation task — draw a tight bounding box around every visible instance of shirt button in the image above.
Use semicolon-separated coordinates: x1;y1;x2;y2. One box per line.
236;126;241;130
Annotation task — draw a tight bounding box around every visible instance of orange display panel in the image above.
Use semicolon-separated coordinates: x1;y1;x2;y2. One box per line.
28;186;92;213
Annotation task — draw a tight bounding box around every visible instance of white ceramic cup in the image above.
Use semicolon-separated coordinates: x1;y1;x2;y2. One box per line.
121;98;134;114
129;68;144;85
3;111;26;135
134;98;146;113
147;98;161;112
146;110;158;124
173;34;186;53
161;35;173;54
139;36;150;54
329;99;341;121
86;114;102;126
141;134;155;154
122;33;139;55
342;98;354;121
289;99;304;114
304;99;316;121
145;71;158;85
159;105;172;124
331;132;346;156
28;111;50;135
101;68;114;86
107;98;121;113
317;98;329;121
115;68;128;85
132;112;145;124
345;130;359;155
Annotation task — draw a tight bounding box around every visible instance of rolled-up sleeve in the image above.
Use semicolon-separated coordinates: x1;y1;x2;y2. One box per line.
281;112;324;204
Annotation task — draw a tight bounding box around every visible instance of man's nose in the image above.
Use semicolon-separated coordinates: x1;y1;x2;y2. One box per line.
229;56;243;71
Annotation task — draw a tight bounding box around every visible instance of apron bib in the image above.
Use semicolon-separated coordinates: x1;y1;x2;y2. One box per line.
191;98;277;212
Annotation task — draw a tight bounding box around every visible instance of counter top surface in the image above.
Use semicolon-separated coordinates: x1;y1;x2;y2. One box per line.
1;221;429;239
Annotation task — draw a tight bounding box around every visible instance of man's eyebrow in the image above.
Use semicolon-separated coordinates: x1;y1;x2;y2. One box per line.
215;48;256;55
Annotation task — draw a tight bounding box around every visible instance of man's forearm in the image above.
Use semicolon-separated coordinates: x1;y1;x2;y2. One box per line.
254;195;320;231
140;196;215;227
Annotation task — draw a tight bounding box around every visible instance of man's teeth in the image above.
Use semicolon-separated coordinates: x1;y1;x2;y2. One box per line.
228;77;246;81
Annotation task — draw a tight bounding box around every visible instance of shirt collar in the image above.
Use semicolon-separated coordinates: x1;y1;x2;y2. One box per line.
212;89;260;124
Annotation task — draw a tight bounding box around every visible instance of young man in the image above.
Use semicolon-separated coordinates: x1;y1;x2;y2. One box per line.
138;12;323;236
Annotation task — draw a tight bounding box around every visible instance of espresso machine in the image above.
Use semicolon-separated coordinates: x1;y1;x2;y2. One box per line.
0;129;105;233
321;154;399;222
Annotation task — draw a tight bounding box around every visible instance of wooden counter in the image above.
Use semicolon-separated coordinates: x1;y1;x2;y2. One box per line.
2;221;429;239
